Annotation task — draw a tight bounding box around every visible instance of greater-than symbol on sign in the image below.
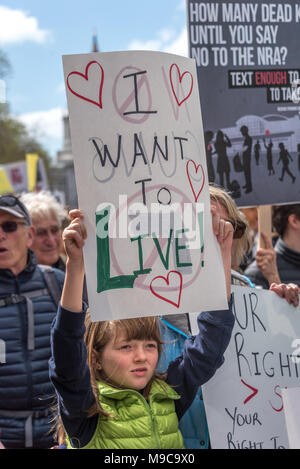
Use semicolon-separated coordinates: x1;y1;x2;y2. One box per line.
241;379;258;404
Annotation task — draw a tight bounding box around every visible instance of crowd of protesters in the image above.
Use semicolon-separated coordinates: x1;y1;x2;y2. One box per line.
0;188;299;449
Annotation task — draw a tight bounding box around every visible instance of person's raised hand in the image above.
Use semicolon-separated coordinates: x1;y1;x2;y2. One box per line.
211;205;234;256
256;232;281;286
63;209;87;266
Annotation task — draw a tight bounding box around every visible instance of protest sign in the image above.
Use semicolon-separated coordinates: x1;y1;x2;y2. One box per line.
187;0;300;207
62;50;228;321
190;285;300;449
0;157;48;195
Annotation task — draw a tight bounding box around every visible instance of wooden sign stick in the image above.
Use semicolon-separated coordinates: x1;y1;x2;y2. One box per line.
257;205;272;249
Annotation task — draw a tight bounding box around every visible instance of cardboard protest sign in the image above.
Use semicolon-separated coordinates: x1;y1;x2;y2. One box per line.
187;0;300;207
62;50;228;321
190;285;300;449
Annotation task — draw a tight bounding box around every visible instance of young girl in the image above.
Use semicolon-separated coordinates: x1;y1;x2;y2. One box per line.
49;208;235;449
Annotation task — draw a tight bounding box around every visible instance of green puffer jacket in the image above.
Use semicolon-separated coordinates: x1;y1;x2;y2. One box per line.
67;379;185;449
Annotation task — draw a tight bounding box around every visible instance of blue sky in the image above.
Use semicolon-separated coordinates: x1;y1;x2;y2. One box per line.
0;0;188;159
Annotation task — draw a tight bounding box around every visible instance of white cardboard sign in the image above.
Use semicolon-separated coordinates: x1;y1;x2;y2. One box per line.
63;51;228;321
190;285;300;449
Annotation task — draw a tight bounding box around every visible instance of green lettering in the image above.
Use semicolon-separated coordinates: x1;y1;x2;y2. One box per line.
96;207;137;293
152;229;173;270
131;234;152;276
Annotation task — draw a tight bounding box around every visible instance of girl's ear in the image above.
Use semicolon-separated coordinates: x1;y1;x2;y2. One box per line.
92;350;102;369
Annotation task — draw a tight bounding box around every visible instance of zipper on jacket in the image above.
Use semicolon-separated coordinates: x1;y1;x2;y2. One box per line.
148;396;161;449
102;388;162;448
16;280;33;411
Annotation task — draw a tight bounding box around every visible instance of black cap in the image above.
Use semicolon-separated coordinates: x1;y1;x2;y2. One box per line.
0;194;32;225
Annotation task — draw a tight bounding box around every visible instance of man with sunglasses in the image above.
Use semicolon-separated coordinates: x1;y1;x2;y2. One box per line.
0;193;65;449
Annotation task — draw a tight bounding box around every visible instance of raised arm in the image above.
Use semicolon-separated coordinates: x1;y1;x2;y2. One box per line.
255;232;281;286
61;209;87;312
49;210;97;448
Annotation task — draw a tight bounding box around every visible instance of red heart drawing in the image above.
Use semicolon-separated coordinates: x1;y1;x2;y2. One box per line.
169;63;193;107
150;271;182;308
66;60;104;109
186;160;205;202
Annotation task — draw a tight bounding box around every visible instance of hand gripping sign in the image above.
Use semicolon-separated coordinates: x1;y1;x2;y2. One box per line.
63;50;228;321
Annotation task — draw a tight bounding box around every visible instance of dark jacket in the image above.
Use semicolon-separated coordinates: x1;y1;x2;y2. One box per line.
52;256;66;272
245;237;300;289
49;300;234;448
0;250;65;448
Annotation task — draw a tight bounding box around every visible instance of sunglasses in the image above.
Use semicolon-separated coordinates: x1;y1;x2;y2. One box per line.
0;221;27;233
0;195;24;210
228;219;247;239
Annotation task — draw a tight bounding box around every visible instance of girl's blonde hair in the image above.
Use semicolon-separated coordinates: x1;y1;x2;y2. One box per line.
209;184;251;269
54;312;166;445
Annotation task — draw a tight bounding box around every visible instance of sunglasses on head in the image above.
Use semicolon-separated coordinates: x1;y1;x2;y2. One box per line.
0;194;31;225
0;195;23;208
0;220;27;233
